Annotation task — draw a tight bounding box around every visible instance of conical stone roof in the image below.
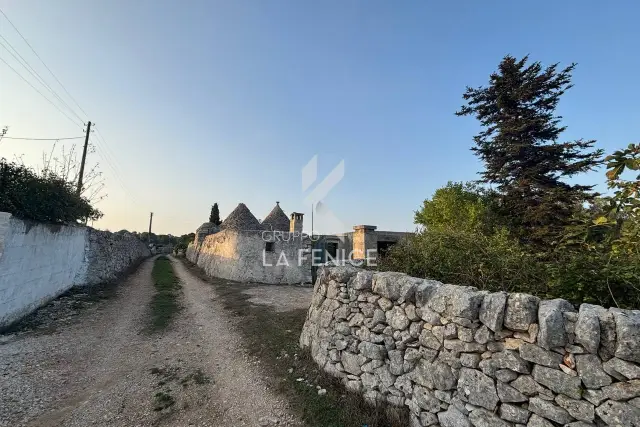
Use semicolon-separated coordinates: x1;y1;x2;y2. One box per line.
261;203;290;231
220;203;263;231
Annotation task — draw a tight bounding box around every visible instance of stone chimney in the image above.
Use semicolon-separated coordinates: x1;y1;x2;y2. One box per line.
352;225;377;259
290;212;304;233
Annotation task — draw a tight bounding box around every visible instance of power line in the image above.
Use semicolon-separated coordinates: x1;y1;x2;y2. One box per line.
0;8;89;118
0;55;84;128
0;36;85;124
2;135;85;141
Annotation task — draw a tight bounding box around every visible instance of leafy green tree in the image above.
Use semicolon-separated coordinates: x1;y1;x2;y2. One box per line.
209;203;222;225
456;55;603;246
414;182;491;233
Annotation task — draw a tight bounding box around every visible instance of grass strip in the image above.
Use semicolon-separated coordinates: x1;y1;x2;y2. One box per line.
148;256;182;332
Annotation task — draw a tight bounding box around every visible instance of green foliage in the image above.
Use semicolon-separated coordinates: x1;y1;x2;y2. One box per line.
209;203;221;225
414;181;494;233
380;229;543;293
386;141;640;308
148;256;182;332
457;55;603;246
0;159;102;224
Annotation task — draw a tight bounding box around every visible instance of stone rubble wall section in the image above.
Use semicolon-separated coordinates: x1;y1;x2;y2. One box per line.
0;212;150;329
299;266;640;427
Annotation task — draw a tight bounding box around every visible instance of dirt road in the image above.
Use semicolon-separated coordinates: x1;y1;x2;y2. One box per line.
0;257;301;427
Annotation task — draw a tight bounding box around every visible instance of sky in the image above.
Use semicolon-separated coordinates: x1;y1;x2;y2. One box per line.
1;0;638;236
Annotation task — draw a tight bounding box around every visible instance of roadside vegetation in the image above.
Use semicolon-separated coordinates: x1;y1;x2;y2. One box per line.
180;259;408;427
148;256;182;332
381;55;640;308
0;159;102;223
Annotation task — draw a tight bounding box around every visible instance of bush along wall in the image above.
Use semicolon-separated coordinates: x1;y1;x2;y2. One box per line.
300;265;640;427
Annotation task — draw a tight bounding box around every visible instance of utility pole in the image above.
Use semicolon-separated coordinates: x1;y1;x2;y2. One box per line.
148;212;154;244
77;121;91;195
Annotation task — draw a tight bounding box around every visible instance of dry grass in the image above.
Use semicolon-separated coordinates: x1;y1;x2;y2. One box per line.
180;259;409;427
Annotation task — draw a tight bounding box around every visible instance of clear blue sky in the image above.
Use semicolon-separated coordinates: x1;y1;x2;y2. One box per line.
1;1;638;235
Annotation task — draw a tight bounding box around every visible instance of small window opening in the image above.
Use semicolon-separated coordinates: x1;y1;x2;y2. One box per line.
265;242;275;252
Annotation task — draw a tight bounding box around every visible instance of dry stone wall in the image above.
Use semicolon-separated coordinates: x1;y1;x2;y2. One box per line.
300;265;640;427
0;212;150;329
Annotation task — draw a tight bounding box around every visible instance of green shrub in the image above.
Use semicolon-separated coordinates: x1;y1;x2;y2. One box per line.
0;159;101;224
380;228;640;309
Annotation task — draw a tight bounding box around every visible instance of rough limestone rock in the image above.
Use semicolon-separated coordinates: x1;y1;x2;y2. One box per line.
428;285;486;320
328;265;359;283
575;304;602;354
469;408;512;427
386;306;410;330
538;299;575;350
526;414;554;427
358;341;387;360
601;379;640;401
413;385;442;413
419;329;443;350
519;342;563;368
528;396;575;425
372;272;418;303
504;293;540;332
595;399;640;426
611;308;640;363
500;403;531;424
351;270;374;290
474;325;492;344
575;353;612;389
420;412;439;426
555;394;595;422
415;279;443;307
457;368;499;411
603;357;640;381
438;406;472;427
532;365;582;400
479;292;507;332
497;381;528;402
495;369;519;383
491;350;531;374
341;352;366;375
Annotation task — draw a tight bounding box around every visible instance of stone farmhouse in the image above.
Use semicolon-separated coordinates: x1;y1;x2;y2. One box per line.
187;202;412;285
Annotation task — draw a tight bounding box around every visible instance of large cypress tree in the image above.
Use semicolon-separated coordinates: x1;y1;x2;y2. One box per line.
456;55;603;245
209;203;222;225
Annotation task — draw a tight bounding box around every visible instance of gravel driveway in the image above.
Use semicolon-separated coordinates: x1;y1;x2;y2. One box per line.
0;257;301;427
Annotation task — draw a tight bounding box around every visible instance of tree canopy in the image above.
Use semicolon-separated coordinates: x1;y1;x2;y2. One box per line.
456;55;603;245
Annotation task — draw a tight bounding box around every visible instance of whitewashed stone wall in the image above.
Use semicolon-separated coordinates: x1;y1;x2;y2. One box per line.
0;212;150;329
187;230;312;285
300;265;640;427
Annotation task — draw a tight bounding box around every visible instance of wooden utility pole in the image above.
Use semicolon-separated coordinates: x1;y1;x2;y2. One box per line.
148;212;154;244
76;121;91;195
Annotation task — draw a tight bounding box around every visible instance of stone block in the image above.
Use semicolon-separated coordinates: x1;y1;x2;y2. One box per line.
532;365;582;399
538;299;575;350
519;342;563;368
611;308;640;363
500;403;531;424
428;284;486;320
575;353;612;389
457;368;499;411
504;293;540;332
479;291;507;332
372;272;419;303
555;394;595;422
528;397;575;425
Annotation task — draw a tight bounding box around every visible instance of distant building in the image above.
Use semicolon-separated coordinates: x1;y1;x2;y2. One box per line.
187;202;312;285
